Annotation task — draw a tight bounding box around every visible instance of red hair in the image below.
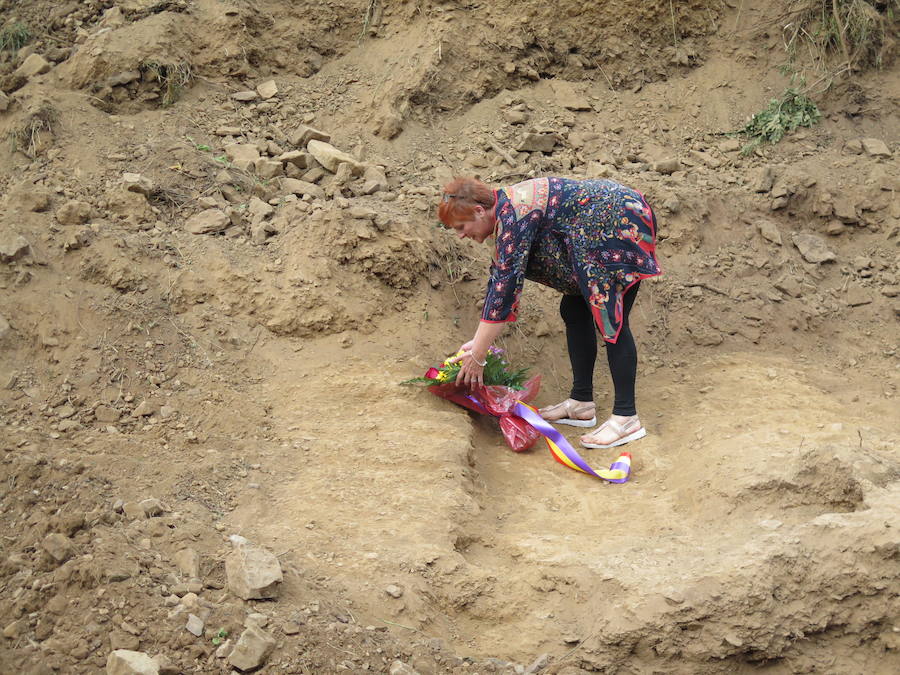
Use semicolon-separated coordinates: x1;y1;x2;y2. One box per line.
437;177;494;226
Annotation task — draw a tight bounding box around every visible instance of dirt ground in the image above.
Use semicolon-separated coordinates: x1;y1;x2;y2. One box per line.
1;0;898;673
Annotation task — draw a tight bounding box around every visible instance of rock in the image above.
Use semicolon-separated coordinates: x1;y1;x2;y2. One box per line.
774;276;802;298
227;624;276;672
42;533;73;563
516;133;558;153
0;91;8;112
689;149;721;169
106;649;160;675
882;285;900;298
254;158;283;179
107;70;141;87
750;166;775;193
256;80;278;99
549;80;592;110
792;233;836;264
7;185;51;212
185;614;204;637
131;400;158;417
225;543;283;600
56;200;92;225
140;498;164;517
845;287;872;307
861;138;891;158
832;197;858;223
524;653;551;675
385;584;403;598
14;54;51;80
231;90;259;102
362;165;389;194
757;219;782;245
375;111;404;139
389;661;421;675
278;150;310;168
0;315;11;340
279;178;326;200
290;124;331;148
123;502;146;520
504;109;529;125
122;173;153;196
224;144;260;171
173;548;201;579
306;139;364;175
651;158;680;175
0;234;31;262
94;406;120;423
216;126;242;137
282;622;301;635
185;209;230;235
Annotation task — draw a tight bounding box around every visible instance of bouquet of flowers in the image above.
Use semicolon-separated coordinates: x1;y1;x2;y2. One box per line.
404;347;542;452
404;346;530;388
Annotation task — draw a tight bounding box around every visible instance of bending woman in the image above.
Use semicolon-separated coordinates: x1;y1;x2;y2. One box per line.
437;176;661;449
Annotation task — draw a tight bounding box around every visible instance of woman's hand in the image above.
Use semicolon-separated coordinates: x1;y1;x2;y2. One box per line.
456;350;485;389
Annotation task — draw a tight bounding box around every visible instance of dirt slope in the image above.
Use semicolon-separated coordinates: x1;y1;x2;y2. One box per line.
1;1;899;673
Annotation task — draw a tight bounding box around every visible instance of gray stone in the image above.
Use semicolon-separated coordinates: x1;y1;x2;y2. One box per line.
14;54;51;80
231;91;259;102
185;613;204;637
279;178;325;200
140;498;164;517
42;533;73;563
549;80;592;110
516;133;558;153
757;219;782;245
56;200;92;225
0;91;8;112
225;543;282;600
845;287;873;307
0;315;10;340
524;653;551;675
774;276;802;298
256;80;278;100
792;233;836;264
861;138;891;158
362;165;389;194
254;158;283;179
278;150;310;168
185;209;230;235
94;406;120;423
224;144;260;171
651;159;680;175
0;234;31;262
123;502;146;520
384;584;403;598
750;166;776;193
306;139;364;175
227;624;276;671
122;173;153;196
106;649;160;675
7;185;51;212
389;661;421;675
216;126;242;137
290;124;331;148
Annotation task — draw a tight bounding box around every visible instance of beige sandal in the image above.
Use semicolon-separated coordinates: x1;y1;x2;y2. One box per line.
580;416;646;449
538;399;597;428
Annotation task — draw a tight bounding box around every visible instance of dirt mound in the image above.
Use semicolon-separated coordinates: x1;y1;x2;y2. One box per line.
1;0;899;673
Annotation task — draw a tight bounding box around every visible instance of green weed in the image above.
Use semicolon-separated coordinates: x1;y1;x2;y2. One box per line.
737;87;821;155
0;22;30;52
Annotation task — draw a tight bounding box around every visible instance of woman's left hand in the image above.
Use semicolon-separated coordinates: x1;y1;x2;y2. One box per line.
456;351;485;389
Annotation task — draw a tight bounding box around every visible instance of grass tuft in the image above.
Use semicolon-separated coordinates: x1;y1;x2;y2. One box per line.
141;61;193;107
0;22;30;52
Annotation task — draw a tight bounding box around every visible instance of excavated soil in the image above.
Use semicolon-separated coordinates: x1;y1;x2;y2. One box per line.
1;1;899;673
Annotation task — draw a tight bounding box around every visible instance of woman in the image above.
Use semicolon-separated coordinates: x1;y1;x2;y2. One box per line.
437;176;661;449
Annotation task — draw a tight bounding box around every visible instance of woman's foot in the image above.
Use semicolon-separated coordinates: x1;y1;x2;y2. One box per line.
580;415;646;449
538;399;597;427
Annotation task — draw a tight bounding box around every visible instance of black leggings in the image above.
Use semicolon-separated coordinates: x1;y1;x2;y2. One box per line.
559;283;640;416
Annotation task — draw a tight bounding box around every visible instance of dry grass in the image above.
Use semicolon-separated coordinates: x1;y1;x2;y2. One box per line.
9;103;58;158
140;60;193;107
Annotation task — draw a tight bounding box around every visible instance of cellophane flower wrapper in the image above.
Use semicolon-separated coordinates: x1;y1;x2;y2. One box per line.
427;376;542;452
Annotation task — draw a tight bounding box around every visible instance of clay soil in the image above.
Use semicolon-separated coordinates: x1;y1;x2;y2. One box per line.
1;0;899;673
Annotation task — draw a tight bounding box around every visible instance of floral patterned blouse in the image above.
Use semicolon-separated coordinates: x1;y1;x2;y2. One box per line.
482;177;661;343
